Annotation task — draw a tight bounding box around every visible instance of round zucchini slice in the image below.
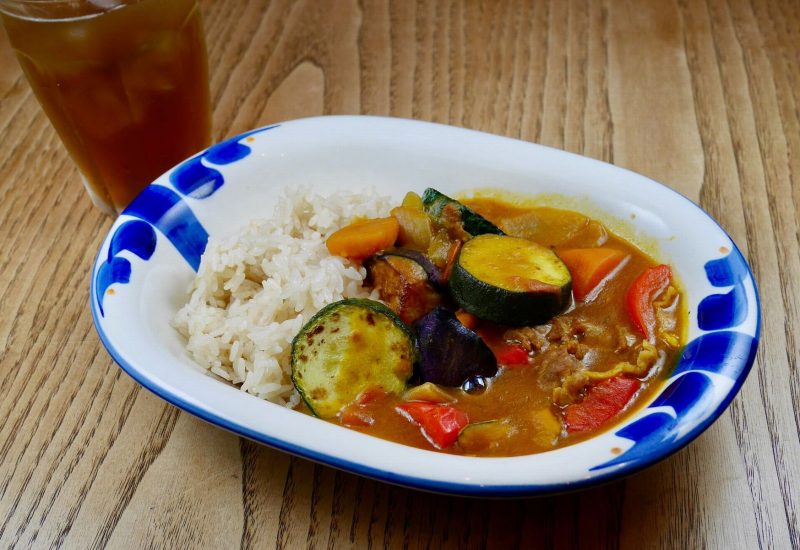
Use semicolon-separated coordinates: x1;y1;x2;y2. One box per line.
449;234;572;326
421;188;504;237
291;299;416;419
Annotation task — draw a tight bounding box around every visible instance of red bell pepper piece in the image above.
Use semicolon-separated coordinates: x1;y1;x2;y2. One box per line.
339;406;375;427
494;344;529;366
338;387;387;427
355;387;387;405
564;376;641;433
558;248;627;301
625;264;672;341
396;402;469;448
473;326;529;367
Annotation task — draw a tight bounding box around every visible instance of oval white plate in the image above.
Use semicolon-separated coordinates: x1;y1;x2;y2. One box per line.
91;116;759;496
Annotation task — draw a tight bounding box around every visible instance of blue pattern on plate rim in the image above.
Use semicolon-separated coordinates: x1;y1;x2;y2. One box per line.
90;122;760;494
95;220;156;316
592;249;757;471
94;125;278;316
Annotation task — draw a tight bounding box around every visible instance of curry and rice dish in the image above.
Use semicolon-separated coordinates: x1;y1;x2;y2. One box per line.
174;188;685;457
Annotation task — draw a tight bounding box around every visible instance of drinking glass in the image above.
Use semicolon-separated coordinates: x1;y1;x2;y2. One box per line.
0;0;212;215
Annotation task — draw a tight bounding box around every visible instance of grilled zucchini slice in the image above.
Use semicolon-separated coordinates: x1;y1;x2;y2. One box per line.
449;234;572;326
457;420;515;453
291;299;416;418
421;188;504;238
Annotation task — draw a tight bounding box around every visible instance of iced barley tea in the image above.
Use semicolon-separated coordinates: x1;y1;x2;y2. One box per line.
1;0;211;214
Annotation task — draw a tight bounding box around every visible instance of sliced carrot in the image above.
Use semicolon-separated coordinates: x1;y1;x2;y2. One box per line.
557;247;627;301
455;309;479;330
326;217;400;260
339;387;387;427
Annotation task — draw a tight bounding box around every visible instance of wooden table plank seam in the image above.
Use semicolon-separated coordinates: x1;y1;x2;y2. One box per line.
722;3;800;548
274;457;299;550
0;85;33;164
7;362;126;548
0;132;69;261
16;346;111;548
19;365;129;548
0;203;85;412
87;404;181;550
0;75;25;104
718;51;797;550
0;114;50;209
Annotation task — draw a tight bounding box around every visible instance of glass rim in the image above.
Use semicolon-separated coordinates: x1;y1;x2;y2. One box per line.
0;0;141;19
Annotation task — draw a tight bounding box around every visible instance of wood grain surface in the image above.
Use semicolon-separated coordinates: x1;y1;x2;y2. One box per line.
1;0;798;548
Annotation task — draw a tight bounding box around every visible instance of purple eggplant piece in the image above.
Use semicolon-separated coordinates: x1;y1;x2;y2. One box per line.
413;307;498;386
376;248;444;287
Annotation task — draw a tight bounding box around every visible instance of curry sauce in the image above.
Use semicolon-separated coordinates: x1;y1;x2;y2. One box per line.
305;192;686;456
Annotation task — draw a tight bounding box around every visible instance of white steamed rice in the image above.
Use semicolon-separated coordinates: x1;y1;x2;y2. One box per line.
173;187;393;407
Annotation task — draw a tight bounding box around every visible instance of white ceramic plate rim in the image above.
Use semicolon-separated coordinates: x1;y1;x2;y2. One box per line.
91;115;759;496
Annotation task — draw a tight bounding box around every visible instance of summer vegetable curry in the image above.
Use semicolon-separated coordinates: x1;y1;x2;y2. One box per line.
291;189;685;456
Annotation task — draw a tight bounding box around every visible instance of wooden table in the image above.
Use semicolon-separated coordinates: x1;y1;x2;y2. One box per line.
1;1;798;548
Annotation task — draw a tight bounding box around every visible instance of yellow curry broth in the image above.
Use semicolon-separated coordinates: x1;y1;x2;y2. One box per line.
328;197;686;456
